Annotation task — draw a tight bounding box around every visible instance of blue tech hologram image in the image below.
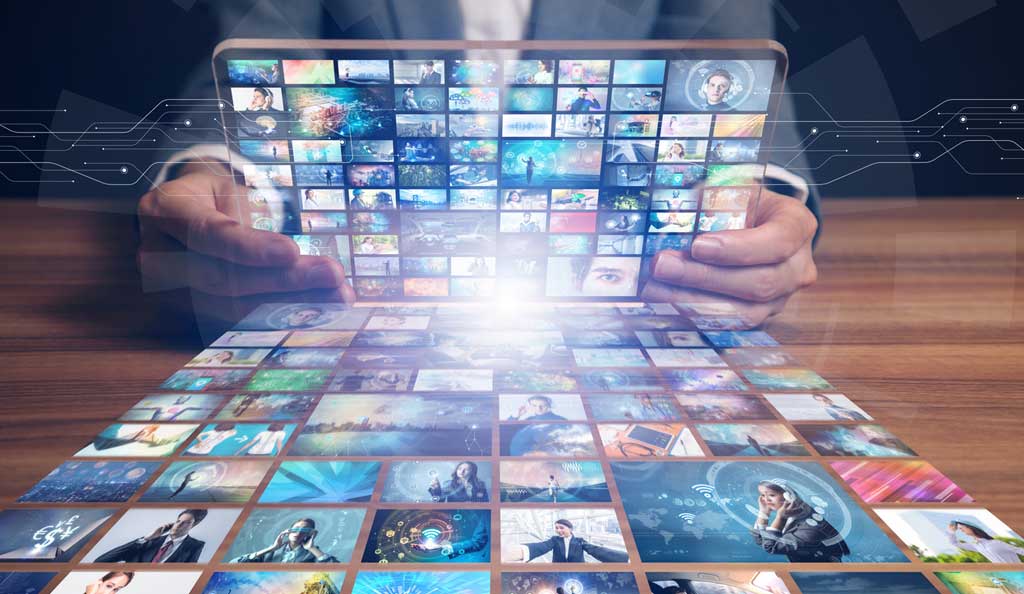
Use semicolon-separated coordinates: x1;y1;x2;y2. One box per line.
664;59;776;112
362;509;491;563
381;460;493;503
609;460;907;563
285;87;395;139
18;461;160;503
506;87;555;112
501;140;603;186
352;571;490;594
791;572;940;594
289;394;494;457
503;572;639;594
223;507;365;564
0;508;115;562
0;572;56;594
202;571;346;594
259;461;380;503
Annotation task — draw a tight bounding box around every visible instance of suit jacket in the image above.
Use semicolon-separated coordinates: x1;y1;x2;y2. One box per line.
94;535;205;563
525;536;628;563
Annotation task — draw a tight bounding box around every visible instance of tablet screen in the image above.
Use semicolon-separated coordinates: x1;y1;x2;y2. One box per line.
214;44;786;301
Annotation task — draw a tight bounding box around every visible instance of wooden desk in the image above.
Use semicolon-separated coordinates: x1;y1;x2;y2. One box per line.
0;197;1022;537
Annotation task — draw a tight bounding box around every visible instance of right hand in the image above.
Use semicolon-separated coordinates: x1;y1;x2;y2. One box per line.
273;529;290;549
757;495;771;516
137;161;356;323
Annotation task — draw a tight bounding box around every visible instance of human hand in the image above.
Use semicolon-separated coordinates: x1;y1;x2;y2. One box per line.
137;161;356;323
145;523;173;541
642;188;817;327
757;494;772;516
301;529;319;551
273;530;289;549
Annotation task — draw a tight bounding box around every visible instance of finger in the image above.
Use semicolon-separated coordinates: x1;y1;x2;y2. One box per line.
651;250;805;303
639;280;787;328
140;177;299;267
690;192;817;266
139;249;348;297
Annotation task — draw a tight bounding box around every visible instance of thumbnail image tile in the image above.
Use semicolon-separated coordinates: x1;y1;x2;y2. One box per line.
586;393;683;422
505;573;638;594
120;393;225;422
290;393;494;457
246;369;331;392
212;330;290;348
742;368;834;391
187;348;270;368
695;423;809;457
0;508;115;562
577;369;663;393
611;460;907;563
599;423;703;457
260;461;380;503
676;393;776;421
662;369;748;391
558;60;611;84
610;87;663;111
75;423;197;457
713;113;768;138
790;572;939;594
338;59;390;84
381;460;492;503
501;140;603;186
938;571;1024;594
183;423;295;457
507;59;555;84
797;424;918;457
647;572;791;594
49;572;201;594
227;59;281;85
831;460;973;504
83;508;240;564
239;139;290;162
215;393;319;422
0;573;55;594
363;509;491;563
500;460;611;503
353;572;489;594
163;368;253;391
225;508;365;563
506;87;555;112
500;423;598;457
235;303;368;331
285;87;394;138
500;508;628;563
264;347;344;368
664;59;775;112
284;330;355;347
202;571;346;594
139;460;271;503
501;394;587;422
394;59;445;85
763;393;871;421
557;87;607;112
659;113;712;137
282;59;335;84
702;330;778;347
18;461;159;503
876;508;1024;563
449;114;498;137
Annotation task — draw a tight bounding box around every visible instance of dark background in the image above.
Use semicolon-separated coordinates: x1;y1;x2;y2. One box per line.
0;0;1020;199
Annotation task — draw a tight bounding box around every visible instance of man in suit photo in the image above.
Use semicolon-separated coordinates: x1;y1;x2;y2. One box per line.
93;509;207;563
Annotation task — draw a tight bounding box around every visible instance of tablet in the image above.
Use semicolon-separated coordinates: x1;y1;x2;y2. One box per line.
213;40;788;301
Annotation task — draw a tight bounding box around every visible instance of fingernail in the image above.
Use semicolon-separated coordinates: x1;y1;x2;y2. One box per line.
692;236;723;260
305;263;341;287
265;241;296;263
653;254;685;279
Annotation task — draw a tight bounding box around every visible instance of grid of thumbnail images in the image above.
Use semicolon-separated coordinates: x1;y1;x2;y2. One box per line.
223;57;772;299
2;301;1023;594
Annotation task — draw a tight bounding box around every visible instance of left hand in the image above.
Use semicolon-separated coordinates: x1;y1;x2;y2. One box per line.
642;188;818;327
301;529;319;551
